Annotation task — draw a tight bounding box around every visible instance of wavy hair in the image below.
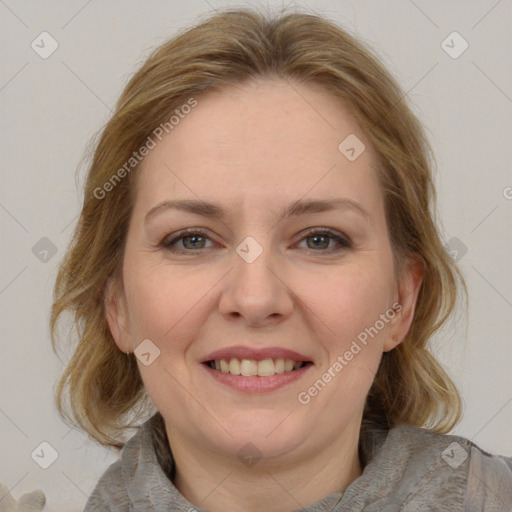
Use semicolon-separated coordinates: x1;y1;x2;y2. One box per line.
51;6;466;448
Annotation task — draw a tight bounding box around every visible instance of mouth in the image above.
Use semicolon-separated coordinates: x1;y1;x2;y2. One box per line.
204;358;312;376
200;346;314;393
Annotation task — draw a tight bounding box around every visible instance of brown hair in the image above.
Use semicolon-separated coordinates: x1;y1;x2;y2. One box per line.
51;6;466;448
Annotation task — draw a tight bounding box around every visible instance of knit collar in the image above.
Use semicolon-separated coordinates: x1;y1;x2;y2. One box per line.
150;412;388;480
149;412;348;510
119;412;469;511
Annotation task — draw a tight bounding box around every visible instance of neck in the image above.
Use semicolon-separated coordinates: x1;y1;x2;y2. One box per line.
165;421;363;512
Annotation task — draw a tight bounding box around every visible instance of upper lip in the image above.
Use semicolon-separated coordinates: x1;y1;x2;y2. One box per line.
200;346;312;363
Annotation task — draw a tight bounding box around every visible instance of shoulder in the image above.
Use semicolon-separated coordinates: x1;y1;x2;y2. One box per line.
387;423;512;510
83;416;158;511
465;442;512;511
83;459;131;512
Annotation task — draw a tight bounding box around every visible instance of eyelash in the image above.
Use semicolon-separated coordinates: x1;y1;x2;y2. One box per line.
160;228;352;254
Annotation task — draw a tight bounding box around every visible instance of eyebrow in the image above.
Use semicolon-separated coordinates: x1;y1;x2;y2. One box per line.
144;197;370;224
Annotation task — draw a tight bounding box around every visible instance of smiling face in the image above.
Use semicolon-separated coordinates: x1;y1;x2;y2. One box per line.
106;78;421;466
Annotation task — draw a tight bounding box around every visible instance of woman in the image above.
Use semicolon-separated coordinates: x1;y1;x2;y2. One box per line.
50;7;512;511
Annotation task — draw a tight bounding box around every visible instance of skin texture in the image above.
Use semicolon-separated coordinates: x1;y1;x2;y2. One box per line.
106;78;423;512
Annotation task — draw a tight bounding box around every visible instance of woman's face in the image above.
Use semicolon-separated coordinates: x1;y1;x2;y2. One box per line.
107;79;421;464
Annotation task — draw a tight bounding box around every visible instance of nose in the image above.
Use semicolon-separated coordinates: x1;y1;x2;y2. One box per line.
218;239;294;327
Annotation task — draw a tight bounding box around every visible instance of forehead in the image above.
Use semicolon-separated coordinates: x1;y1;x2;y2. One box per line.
134;79;383;217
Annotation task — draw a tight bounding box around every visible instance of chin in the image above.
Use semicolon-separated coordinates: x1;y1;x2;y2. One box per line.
205;409;312;461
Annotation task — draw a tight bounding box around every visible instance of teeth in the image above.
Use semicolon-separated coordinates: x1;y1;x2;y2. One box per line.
210;358;305;376
240;359;258;376
229;358;241;375
257;358;275;377
275;358;285;373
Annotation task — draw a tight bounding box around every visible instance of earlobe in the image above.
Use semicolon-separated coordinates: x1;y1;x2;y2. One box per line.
384;256;424;352
104;276;132;353
383;333;401;353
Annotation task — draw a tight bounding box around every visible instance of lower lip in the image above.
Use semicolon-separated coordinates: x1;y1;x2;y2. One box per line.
202;363;312;393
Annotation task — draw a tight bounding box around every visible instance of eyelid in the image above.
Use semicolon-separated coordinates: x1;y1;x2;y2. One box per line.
160;227;217;248
295;227;352;251
160;226;352;254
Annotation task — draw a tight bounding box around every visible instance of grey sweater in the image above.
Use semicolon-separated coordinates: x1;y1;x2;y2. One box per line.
84;413;512;511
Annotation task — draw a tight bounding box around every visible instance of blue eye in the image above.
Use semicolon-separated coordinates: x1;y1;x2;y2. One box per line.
161;228;351;254
161;229;214;251
297;229;351;251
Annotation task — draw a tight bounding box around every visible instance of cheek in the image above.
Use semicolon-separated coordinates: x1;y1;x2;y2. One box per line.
297;266;392;418
123;251;394;352
123;259;214;341
305;261;394;343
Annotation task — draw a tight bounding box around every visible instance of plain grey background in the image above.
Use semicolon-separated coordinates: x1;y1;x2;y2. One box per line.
1;0;511;510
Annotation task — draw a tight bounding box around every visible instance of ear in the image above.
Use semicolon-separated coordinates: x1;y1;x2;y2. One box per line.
383;255;424;352
104;274;133;353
